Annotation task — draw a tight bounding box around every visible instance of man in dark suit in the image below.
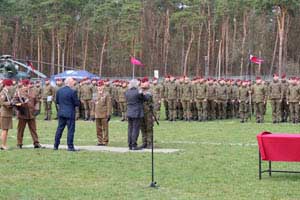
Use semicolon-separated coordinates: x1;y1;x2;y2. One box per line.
54;77;80;151
125;79;151;150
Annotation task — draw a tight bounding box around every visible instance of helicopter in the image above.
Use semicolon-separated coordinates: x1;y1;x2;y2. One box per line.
0;55;47;80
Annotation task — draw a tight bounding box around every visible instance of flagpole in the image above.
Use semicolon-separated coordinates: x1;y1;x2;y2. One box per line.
132;64;135;79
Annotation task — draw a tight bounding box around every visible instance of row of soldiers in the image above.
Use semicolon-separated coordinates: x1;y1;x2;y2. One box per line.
3;73;300;125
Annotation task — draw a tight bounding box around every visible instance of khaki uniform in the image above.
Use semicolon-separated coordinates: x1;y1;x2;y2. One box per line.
0;87;14;130
95;90;112;145
42;84;55;120
287;84;300;123
15;87;40;146
269;80;282;123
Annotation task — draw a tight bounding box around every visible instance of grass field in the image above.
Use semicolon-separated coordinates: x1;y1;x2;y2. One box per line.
1;106;300;200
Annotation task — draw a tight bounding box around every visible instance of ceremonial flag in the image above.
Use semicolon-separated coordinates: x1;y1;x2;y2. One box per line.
130;57;144;66
250;55;264;65
26;61;35;70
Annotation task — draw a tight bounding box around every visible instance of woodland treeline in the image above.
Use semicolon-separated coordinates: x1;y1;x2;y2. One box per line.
0;0;300;78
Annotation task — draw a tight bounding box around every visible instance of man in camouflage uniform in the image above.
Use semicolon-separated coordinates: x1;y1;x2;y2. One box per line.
166;76;178;121
42;79;55;120
176;77;184;120
280;74;289;122
118;81;127;121
216;79;228;120
190;78;198;120
204;78;216;120
140;78;154;149
194;77;207;121
162;76;170;120
89;79;98;121
54;78;64;119
287;78;300;123
269;74;282;123
251;77;267;123
34;80;42;115
181;77;192;121
150;77;162;120
79;78;93;120
238;81;250;123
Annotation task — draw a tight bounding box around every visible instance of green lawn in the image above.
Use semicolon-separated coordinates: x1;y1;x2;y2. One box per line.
0;106;300;200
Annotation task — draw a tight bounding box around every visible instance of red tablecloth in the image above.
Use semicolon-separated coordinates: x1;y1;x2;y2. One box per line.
257;132;300;162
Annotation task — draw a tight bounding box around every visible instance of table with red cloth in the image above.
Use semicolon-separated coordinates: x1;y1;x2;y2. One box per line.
257;131;300;179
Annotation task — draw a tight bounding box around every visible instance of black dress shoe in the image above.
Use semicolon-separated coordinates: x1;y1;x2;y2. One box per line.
129;146;133;150
17;144;22;149
67;148;79;152
34;144;44;149
97;143;105;146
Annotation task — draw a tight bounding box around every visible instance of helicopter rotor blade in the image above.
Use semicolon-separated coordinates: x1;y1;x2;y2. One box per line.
8;59;47;79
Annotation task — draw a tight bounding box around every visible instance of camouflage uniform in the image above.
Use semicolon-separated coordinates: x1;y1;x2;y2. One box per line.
162;80;169;120
177;81;184;120
166;80;178;121
150;82;162;120
238;84;250;122
140;90;154;148
252;83;267;123
287;83;300;123
181;81;192;120
269;80;282;123
204;81;216;120
194;80;207;121
118;86;127;121
79;83;93;120
42;83;55;120
216;82;228;119
281;80;289;122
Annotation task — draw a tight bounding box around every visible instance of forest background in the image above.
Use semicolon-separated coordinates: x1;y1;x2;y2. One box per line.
0;0;299;79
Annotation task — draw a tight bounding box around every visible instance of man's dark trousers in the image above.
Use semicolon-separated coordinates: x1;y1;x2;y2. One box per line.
54;117;76;149
128;117;141;148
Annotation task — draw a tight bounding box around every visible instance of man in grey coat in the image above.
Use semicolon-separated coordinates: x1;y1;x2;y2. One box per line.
125;79;151;150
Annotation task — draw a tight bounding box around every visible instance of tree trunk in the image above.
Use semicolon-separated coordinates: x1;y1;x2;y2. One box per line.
99;31;108;77
277;6;286;77
225;17;229;77
163;8;170;76
183;29;195;76
51;28;55;75
181;26;185;75
83;22;90;70
270;29;279;77
240;11;248;77
12;17;19;58
205;3;211;77
231;17;237;75
196;23;203;76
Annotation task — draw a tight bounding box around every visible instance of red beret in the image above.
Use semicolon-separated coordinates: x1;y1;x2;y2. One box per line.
153;77;158;81
21;79;30;85
142;77;149;82
282;74;286;79
97;80;105;86
3;79;13;86
273;73;278;77
256;76;261;80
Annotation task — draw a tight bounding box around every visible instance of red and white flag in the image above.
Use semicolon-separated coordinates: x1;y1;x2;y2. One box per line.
130;57;144;66
250;55;264;65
